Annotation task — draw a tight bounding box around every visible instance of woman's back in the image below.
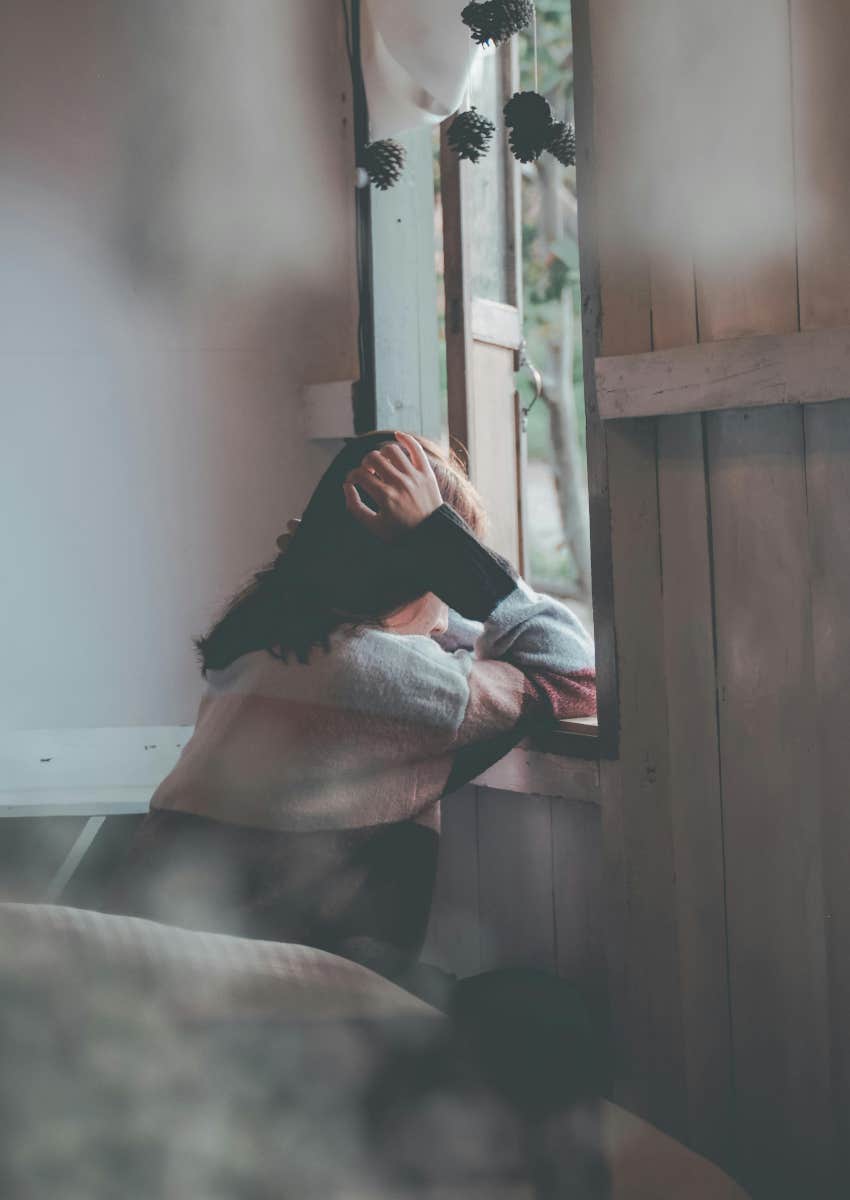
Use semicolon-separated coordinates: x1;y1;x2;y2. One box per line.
103;434;596;988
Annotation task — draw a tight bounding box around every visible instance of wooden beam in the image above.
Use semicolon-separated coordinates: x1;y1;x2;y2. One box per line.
596;324;850;420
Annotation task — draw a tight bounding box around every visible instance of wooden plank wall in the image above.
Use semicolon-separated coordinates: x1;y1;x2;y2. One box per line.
578;0;849;1192
424;782;607;1018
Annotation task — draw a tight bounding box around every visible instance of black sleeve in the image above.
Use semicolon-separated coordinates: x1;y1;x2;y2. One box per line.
390;502;519;622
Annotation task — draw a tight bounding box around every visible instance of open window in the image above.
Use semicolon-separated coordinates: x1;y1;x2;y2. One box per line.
432;21;609;759
368;6;614;760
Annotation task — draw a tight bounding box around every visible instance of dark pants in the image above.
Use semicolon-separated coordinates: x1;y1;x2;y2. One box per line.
99;807;439;988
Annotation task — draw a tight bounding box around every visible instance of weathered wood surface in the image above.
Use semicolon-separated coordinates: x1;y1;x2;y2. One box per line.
596;324;850;420
646;13;733;1164
583;0;690;1142
657;411;731;1168
580;0;847;1190
708;409;834;1192
371;126;441;438
792;0;850;1180
697;4;835;1192
421;785;481;979
472;745;600;802
470;298;522;349
477;790;557;971
424;786;605;997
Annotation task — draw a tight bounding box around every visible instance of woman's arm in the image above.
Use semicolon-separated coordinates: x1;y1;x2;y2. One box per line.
390;502;596;740
344;431;596;743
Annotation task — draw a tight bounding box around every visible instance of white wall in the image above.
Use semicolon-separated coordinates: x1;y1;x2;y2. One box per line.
0;0;358;730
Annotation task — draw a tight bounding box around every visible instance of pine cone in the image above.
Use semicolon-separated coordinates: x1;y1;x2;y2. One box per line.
461;0;534;46
361;139;406;190
447;106;496;163
503;90;553;162
547;120;576;167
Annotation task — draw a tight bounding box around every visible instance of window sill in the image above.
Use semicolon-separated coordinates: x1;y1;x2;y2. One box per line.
471;732;600;803
532;715;601;762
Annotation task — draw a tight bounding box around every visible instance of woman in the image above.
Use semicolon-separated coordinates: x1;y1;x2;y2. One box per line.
105;429;596;990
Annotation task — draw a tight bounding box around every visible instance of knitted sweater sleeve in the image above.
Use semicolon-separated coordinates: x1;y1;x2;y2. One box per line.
390;503;596;750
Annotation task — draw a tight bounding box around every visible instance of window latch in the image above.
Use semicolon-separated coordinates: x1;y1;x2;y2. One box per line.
516;339;544;432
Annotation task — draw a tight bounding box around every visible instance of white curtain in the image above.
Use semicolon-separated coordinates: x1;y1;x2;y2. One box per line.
361;0;482;140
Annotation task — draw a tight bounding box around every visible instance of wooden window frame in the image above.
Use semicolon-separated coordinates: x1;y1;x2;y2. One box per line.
366;1;618;762
440;8;616;762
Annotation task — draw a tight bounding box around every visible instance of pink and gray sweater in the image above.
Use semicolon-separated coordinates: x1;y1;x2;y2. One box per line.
124;503;596;981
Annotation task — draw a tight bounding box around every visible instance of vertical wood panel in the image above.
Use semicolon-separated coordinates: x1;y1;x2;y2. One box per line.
476;788;555;972
791;1;850;334
645;2;733;1163
691;3;798;342
791;1;850;1177
686;2;835;1188
468;340;522;564
552;799;604;1000
587;0;688;1139
422;786;481;978
600;423;687;1138
372;126;441;439
657;414;732;1166
707;409;834;1192
803;401;850;1177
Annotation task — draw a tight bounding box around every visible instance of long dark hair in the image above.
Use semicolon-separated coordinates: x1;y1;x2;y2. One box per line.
194;430;487;674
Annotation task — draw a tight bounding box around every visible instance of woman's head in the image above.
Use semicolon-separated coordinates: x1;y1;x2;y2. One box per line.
194;430;487;673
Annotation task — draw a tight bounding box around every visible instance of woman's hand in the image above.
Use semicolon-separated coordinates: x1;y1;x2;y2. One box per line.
343;430;443;542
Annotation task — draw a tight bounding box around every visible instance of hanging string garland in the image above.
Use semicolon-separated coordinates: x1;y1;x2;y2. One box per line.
360;138;406;190
547;119;576;167
447;106;496;162
461;0;535;46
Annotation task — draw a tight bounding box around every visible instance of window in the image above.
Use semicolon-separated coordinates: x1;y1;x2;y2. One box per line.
431;15;602;757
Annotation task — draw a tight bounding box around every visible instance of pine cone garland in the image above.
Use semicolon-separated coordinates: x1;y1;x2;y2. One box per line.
503;90;554;163
447;106;496;163
547;120;576;167
461;0;535;46
361;139;406;190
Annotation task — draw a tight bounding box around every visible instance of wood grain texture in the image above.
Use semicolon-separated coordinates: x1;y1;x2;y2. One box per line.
476;788;556;972
645;29;732;1158
596;325;850;420
697;3;836;1191
600;422;687;1139
468;339;522;564
658;412;732;1167
707;409;834;1192
472;746;600;803
422;785;481;978
552;798;605;1002
690;1;798;343
791;0;850;334
371;126;442;439
792;0;850;1176
586;0;689;1140
803;399;850;1176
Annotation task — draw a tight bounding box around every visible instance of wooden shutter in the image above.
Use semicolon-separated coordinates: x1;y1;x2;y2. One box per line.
440;41;526;569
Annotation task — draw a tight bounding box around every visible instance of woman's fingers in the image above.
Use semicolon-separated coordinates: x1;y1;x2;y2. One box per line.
343;479;380;529
362;447;405;486
348;464;388;501
394;429;429;472
378;441;414;475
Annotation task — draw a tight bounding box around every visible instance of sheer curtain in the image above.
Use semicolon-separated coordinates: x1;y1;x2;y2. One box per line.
361;0;482;139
